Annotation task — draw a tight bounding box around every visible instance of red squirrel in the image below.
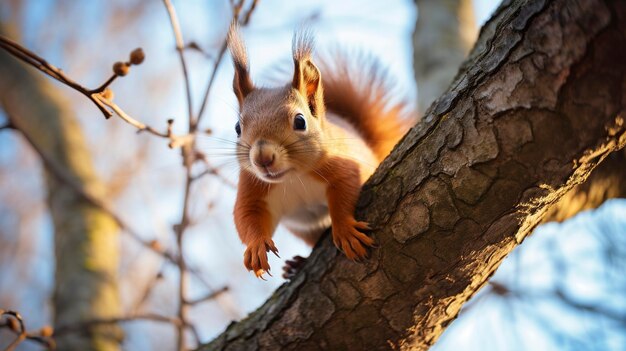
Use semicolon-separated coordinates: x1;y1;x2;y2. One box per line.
227;23;411;278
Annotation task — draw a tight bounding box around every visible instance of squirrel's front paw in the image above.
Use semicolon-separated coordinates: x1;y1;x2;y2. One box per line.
332;220;375;260
243;238;279;279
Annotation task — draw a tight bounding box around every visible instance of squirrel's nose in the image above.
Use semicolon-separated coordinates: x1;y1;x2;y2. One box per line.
255;153;275;168
252;140;277;168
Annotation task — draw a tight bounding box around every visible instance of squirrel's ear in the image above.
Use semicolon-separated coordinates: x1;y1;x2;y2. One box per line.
292;29;325;118
227;21;254;106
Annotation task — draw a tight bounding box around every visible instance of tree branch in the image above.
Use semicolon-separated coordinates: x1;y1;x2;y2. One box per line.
163;0;194;125
0;309;55;351
195;0;259;128
0;35;190;147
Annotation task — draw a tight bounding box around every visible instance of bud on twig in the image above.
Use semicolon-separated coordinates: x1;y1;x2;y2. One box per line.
149;240;163;251
7;317;19;332
101;88;114;100
113;61;130;76
40;325;54;337
129;48;145;65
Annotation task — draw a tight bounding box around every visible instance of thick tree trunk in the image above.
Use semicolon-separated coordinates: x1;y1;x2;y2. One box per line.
413;0;477;113
200;0;626;350
0;33;122;350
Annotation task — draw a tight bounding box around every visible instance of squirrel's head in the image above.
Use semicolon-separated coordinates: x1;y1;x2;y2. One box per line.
227;23;326;183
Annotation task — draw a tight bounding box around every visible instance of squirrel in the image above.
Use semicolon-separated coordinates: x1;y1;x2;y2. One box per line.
227;23;412;279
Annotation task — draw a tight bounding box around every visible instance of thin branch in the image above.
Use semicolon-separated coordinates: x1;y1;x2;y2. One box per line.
186;42;212;59
241;0;259;25
195;42;228;128
184;286;229;306
0;309;55;351
0;34;190;148
161;1;200;349
195;0;258;128
175;166;193;351
90;74;118;94
95;94;168;136
0;36;111;118
163;0;194;126
488;281;626;326
132;267;165;314
53;313;192;336
94;94;192;148
192;159;237;189
158;4;261;347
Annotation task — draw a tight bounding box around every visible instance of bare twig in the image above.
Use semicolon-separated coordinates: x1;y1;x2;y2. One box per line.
90;74;118;94
192;157;237;189
163;0;194;125
241;0;259;25
158;3;261;347
94;94;192;148
174;166;193;351
184;286;229;306
132;267;166;314
53;313;193;336
186;42;212;59
0;35;189;147
0;309;55;351
488;281;626;326
195;0;259;128
95;95;169;136
0;36;111;118
162;1;198;349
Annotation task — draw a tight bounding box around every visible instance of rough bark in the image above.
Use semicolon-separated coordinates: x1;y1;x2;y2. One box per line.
413;0;477;113
202;0;626;349
0;32;122;350
543;148;626;222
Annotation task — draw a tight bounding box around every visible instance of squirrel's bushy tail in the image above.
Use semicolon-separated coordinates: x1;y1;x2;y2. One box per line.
320;52;415;161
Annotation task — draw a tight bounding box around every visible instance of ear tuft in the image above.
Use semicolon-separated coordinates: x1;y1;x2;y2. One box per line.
292;28;325;118
292;27;315;63
227;21;254;106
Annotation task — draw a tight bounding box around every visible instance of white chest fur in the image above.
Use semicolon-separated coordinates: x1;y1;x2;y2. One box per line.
265;173;331;237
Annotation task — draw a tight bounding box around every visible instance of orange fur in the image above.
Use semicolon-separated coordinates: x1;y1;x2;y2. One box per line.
233;171;279;278
228;26;414;278
320;53;414;160
312;156;374;259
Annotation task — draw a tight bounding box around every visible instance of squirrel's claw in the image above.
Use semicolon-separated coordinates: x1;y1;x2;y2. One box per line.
332;219;376;261
266;242;280;258
255;269;268;280
244;238;279;279
282;255;307;280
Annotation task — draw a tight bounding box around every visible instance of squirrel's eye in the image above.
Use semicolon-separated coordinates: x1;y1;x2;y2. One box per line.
293;114;306;131
235;121;241;137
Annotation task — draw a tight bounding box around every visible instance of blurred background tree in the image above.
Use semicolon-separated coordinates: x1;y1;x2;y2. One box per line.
0;1;624;350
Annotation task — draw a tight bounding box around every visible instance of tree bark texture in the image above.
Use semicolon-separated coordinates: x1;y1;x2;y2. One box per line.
0;35;122;350
542;148;626;222
203;0;626;349
413;0;477;113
